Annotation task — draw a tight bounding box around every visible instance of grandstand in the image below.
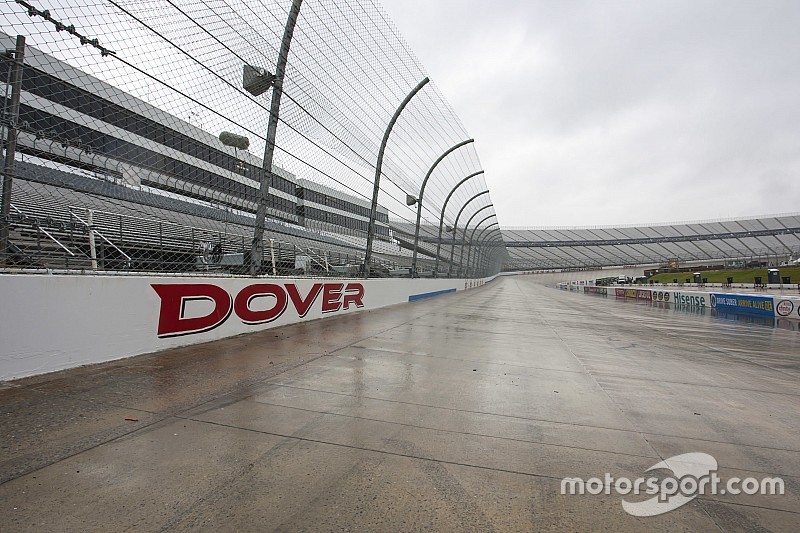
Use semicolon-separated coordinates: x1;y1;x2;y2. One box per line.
6;159;384;274
0;31;430;275
502;215;800;270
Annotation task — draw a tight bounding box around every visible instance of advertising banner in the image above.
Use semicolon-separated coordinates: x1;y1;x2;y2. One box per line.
710;293;774;316
775;299;796;318
592;285;799;321
584;286;608;295
652;291;671;303
671;292;709;307
635;289;652;301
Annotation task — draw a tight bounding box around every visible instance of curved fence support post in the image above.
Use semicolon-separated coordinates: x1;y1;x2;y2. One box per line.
446;190;489;278
251;0;303;275
363;77;430;278
476;228;502;277
469;222;499;277
411;139;473;275
453;202;491;277
433;171;484;276
465;215;496;278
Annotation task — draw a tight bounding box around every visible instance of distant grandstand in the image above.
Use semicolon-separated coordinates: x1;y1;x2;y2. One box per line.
502;214;800;270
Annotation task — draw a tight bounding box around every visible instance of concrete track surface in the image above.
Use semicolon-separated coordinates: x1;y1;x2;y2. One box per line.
1;275;798;531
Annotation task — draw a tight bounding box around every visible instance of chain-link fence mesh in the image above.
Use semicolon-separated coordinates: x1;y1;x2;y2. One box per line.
0;0;508;278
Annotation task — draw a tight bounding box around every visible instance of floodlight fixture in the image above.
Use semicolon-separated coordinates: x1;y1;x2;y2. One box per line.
243;64;275;97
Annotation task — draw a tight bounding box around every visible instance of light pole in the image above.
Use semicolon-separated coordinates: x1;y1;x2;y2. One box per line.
410;139;474;276
454;203;492;277
433;171;484;276
0;35;25;263
464;214;496;278
248;0;302;275
363;77;430;278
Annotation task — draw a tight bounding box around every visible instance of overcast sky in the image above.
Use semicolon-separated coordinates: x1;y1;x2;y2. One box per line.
381;0;800;227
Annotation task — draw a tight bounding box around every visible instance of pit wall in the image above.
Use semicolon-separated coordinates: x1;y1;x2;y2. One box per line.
0;274;495;381
558;283;800;321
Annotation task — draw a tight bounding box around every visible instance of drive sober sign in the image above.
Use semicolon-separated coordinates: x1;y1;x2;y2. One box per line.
710;293;774;316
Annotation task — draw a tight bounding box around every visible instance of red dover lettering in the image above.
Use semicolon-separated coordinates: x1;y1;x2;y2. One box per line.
152;282;365;337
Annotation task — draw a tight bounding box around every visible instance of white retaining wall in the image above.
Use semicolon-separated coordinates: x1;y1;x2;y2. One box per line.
0;274;494;381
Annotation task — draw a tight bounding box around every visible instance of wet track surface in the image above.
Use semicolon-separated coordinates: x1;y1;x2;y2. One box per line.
1;275;799;531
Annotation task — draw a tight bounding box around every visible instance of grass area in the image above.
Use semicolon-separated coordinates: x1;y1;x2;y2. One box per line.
647;266;800;284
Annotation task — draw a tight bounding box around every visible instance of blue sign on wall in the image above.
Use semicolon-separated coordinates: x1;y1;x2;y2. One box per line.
710;293;774;316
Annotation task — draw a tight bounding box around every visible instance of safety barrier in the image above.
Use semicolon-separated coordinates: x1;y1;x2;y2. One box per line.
0;273;495;381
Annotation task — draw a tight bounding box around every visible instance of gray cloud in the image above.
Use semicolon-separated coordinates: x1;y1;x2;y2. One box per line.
381;0;800;226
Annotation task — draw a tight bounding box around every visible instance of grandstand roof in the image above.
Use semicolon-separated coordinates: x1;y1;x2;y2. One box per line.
502;215;800;269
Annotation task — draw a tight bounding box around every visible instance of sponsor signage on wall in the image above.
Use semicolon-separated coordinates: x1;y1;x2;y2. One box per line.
587;284;800;320
636;289;652;301
710;293;774;316
652;291;671;303
584;286;608;295
613;288;652;300
652;290;709;307
775;299;795;317
672;292;707;307
151;282;365;338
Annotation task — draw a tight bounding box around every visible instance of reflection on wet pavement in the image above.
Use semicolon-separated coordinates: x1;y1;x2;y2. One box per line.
1;274;798;531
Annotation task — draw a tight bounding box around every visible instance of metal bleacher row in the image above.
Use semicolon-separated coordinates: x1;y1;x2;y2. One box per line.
6;159;408;274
